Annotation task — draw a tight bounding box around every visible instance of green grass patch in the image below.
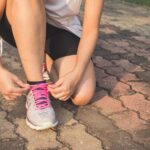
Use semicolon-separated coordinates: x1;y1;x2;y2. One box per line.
124;0;150;7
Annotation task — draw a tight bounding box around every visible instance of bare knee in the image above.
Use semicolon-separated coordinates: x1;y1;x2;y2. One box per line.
71;92;95;106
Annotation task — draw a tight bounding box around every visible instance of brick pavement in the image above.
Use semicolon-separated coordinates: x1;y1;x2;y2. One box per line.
0;0;150;150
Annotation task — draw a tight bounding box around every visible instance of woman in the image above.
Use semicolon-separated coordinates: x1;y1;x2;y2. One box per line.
0;0;104;130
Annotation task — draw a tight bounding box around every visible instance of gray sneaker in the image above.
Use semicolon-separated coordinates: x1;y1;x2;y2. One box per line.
26;83;58;130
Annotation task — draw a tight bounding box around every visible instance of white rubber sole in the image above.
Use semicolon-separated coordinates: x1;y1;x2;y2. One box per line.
26;118;58;130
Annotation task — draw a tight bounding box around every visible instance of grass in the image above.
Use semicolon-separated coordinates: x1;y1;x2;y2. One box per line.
124;0;150;7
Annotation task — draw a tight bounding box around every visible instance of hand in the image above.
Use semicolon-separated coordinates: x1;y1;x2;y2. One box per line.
0;68;30;100
48;71;81;101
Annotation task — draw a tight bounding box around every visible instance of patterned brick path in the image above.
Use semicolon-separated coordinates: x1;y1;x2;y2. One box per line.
0;0;150;150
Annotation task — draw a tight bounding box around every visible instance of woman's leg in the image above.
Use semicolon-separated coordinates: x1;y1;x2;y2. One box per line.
0;1;58;130
45;54;58;82
5;0;46;82
46;54;96;106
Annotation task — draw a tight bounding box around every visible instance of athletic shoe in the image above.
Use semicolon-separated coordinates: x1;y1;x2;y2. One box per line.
26;83;58;130
42;63;50;81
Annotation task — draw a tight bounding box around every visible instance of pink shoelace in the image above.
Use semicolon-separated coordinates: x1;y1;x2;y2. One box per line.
30;83;50;110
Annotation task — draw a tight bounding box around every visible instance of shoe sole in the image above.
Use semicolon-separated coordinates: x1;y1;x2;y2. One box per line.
26;117;58;130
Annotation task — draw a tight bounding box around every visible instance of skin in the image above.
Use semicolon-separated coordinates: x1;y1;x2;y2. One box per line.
0;0;29;100
47;0;104;105
0;0;46;100
0;0;104;105
6;0;46;81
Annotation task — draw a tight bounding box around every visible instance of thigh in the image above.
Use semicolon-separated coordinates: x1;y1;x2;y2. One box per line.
45;26;96;105
54;55;96;106
45;24;80;61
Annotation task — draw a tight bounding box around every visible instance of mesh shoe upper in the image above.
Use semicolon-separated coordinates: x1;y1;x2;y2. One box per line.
26;83;57;127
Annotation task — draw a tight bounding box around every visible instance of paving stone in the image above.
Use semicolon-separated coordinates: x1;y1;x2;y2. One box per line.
133;36;150;45
135;71;150;82
15;118;62;150
129;40;150;49
125;46;148;54
109;111;147;134
0;138;25;150
61;101;78;114
91;90;108;103
53;102;74;125
0;97;22;112
64;118;78;126
101;27;118;34
59;147;69;150
0;111;17;139
111;82;133;98
95;67;108;79
133;127;150;149
93;56;114;68
105;45;127;54
141;62;150;71
120;93;150;120
107;39;130;47
59;124;103;150
113;59;144;72
136;52;150;58
103;131;145;150
120;53;136;61
146;56;150;63
97;76;118;90
75;107;119;137
132;54;148;66
93;95;126;115
94;49;120;60
128;82;150;98
119;73;140;82
105;66;126;78
76;107;144;150
123;53;148;66
99;40;115;51
5;96;26;120
96;70;132;98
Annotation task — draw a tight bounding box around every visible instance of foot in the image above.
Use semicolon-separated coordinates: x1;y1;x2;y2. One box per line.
26;83;58;130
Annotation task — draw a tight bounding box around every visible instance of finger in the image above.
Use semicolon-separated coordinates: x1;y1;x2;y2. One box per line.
52;92;67;100
5;92;22;96
12;75;30;88
11;93;22;97
47;81;54;85
11;87;29;93
59;96;70;101
48;79;63;88
49;86;64;94
4;96;10;100
10;96;17;100
64;96;71;101
4;95;17;100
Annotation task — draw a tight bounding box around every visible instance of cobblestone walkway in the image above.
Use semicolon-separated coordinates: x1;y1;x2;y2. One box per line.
0;0;150;150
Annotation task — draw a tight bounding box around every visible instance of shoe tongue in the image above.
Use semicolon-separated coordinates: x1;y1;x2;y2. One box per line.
36;87;44;90
31;83;49;109
31;83;47;90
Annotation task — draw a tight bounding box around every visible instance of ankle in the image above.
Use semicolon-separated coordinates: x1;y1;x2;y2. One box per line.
27;80;45;85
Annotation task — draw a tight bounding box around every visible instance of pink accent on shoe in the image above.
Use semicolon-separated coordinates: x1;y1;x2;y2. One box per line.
30;83;50;110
